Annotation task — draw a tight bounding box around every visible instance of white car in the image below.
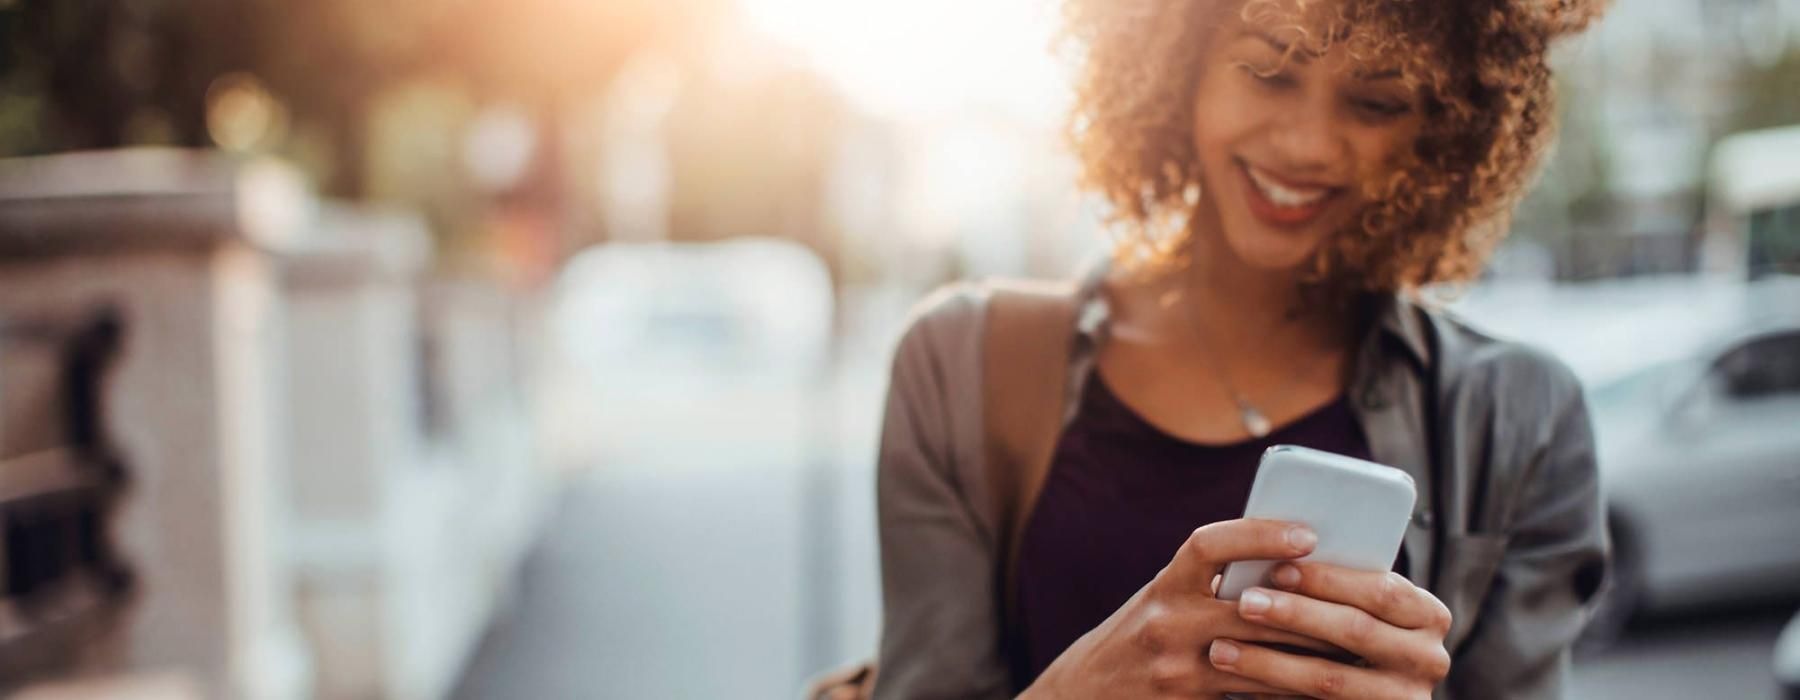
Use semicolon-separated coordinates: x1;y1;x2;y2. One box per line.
1455;275;1800;646
1583;315;1800;642
539;237;835;470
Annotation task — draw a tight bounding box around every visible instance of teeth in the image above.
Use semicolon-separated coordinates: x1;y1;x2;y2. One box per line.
1246;165;1330;208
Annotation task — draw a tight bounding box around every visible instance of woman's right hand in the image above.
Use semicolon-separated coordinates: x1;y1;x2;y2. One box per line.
1019;519;1329;699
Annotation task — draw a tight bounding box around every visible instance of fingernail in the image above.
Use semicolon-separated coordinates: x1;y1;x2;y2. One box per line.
1240;589;1272;615
1288;526;1317;551
1210;639;1241;666
1272;564;1301;589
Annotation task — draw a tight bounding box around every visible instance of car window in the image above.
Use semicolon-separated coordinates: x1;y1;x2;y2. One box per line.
1709;331;1800;401
647;300;743;351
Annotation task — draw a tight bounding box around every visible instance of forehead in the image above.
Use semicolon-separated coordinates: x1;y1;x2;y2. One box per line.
1227;0;1426;67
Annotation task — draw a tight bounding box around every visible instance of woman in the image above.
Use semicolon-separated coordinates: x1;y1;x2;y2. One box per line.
870;0;1610;698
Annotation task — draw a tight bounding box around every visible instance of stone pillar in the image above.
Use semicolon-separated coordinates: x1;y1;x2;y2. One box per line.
280;205;551;700
0;149;312;699
278;204;435;700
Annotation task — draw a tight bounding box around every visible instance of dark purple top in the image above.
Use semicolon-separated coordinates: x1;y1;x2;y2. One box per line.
1012;371;1398;686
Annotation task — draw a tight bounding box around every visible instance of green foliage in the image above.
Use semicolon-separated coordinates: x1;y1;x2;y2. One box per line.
0;0;685;187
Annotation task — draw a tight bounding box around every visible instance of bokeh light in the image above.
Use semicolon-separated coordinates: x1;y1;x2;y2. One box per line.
204;72;286;152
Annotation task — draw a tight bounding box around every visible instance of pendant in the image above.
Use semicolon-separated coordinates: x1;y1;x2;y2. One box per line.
1240;405;1272;439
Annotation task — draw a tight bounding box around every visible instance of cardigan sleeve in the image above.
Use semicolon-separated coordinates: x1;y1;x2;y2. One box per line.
872;287;1015;700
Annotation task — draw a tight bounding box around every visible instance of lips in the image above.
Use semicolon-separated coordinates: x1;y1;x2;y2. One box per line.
1237;160;1342;228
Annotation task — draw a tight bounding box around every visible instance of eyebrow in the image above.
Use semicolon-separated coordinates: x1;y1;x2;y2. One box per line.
1246;31;1310;64
1245;30;1404;81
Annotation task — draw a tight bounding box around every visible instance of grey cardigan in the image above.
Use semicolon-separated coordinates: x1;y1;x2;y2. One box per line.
873;274;1609;699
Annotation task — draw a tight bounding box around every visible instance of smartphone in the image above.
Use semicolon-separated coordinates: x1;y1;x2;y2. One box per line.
1216;445;1417;601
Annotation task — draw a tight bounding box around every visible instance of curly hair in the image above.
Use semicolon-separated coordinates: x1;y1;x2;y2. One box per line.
1061;0;1607;292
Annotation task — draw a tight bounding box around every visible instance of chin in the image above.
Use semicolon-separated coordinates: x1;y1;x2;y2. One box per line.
1217;214;1332;272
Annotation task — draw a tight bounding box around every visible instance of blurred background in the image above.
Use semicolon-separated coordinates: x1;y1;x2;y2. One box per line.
0;0;1796;698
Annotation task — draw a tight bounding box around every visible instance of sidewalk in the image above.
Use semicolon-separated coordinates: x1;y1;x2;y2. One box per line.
450;459;810;699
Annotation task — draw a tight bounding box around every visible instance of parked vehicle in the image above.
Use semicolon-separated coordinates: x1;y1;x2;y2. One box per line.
1455;275;1800;646
540;237;835;469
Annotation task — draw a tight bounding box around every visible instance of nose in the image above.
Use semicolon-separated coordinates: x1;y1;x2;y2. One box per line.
1265;101;1347;177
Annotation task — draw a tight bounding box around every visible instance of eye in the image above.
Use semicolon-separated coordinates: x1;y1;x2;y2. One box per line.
1258;71;1299;89
1350;96;1410;120
1237;62;1297;90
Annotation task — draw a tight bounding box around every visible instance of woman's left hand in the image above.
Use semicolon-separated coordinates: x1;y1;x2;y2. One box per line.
1207;561;1452;699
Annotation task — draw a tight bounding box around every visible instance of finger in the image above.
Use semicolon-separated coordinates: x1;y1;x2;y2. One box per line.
1246;640;1359;666
1235;587;1450;677
1269;562;1452;633
1211;676;1296;697
1138;647;1291;697
1210;638;1418;700
1160;519;1317;595
1180;598;1346;655
1207;668;1296;697
1216;615;1344;656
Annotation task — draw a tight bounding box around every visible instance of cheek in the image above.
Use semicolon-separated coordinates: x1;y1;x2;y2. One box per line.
1190;79;1228;161
1190;77;1262;172
1348;124;1422;192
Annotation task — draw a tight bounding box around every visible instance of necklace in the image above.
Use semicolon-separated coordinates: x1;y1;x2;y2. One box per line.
1176;289;1303;439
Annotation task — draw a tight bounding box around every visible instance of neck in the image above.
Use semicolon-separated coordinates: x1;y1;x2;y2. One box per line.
1184;230;1304;333
1173;205;1351;362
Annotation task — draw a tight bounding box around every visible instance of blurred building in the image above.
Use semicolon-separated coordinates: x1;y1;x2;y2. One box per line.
1516;0;1800;279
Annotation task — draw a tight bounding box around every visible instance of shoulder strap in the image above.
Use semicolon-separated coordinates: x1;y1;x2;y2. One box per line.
802;279;1081;700
981;279;1080;653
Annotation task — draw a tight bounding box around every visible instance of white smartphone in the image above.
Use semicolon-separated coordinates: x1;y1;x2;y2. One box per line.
1216;445;1417;601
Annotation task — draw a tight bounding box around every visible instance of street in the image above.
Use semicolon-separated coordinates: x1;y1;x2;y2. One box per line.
1573;603;1793;700
452;463;1798;699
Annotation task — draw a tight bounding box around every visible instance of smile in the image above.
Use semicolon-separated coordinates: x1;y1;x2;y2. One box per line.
1238;160;1342;227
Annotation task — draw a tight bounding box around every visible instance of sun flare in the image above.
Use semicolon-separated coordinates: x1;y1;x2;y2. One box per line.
735;0;1068;122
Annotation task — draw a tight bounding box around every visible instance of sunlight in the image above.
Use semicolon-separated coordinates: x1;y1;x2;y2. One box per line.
736;0;1068;123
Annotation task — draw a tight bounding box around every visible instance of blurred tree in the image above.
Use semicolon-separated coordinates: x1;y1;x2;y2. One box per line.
438;0;698;257
1725;46;1800;134
250;0;454;196
663;55;849;277
0;0;245;151
1511;69;1618;279
0;0;726;279
0;0;699;194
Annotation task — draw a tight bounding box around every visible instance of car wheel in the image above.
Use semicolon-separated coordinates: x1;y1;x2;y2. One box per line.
1577;514;1641;654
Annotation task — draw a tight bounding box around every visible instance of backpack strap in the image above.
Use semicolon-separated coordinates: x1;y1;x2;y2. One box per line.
981;279;1081;661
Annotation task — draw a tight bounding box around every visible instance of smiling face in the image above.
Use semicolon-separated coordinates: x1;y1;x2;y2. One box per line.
1190;6;1425;273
